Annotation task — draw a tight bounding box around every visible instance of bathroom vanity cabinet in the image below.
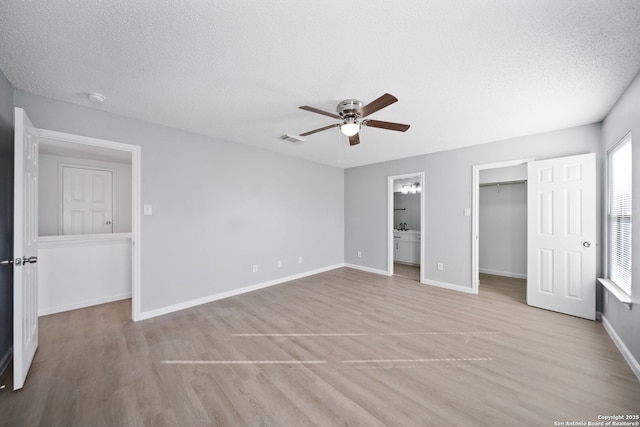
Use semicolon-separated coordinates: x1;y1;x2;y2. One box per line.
393;230;420;265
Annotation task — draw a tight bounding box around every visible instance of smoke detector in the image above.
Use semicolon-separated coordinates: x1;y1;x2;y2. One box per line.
280;134;306;144
87;92;106;103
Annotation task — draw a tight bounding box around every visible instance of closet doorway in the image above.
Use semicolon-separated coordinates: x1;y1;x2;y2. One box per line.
387;172;424;282
471;159;532;296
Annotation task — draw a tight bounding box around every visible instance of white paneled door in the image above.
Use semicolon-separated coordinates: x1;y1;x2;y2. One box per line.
13;108;39;390
62;166;113;235
527;153;596;320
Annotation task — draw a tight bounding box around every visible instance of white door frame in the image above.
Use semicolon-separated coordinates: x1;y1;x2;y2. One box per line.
36;129;142;321
471;158;533;294
387;172;425;280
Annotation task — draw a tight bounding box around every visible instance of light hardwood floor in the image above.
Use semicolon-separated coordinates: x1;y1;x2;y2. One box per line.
393;263;420;281
1;269;639;426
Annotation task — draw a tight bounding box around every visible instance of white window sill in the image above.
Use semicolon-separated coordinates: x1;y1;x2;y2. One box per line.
598;278;632;310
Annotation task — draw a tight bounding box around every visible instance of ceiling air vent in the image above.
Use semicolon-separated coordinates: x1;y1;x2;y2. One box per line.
280;134;306;144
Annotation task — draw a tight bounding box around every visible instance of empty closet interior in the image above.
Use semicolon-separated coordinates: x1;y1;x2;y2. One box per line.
479;165;527;284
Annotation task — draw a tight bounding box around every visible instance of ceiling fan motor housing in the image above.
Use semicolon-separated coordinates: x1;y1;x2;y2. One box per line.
337;99;363;118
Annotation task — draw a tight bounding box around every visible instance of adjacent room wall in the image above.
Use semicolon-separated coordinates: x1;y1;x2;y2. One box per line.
38;154;132;235
0;69;13;374
601;70;640;368
393;192;420;231
345;123;602;293
15;91;344;314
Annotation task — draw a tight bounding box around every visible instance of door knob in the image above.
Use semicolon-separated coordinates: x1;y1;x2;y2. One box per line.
583;241;591;248
0;259;13;265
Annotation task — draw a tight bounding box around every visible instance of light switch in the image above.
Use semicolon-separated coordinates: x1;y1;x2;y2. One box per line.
463;208;471;217
144;204;153;215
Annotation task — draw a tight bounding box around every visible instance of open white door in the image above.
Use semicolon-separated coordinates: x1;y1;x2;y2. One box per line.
527;153;596;320
13;107;39;390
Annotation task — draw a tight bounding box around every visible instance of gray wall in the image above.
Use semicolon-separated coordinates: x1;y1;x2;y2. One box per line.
479;183;527;278
601;70;640;364
0;69;13;373
345;123;602;291
15;91;344;313
393;193;420;231
38;154;132;236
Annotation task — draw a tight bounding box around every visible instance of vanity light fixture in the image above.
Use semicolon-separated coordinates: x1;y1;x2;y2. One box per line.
401;183;421;194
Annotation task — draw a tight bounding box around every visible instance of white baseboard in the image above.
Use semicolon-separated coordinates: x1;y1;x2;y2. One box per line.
0;346;12;377
479;268;526;279
138;264;345;321
422;278;477;294
39;292;132;316
601;314;640;381
344;263;391;276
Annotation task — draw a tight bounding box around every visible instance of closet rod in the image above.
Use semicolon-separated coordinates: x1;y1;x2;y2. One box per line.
479;180;527;187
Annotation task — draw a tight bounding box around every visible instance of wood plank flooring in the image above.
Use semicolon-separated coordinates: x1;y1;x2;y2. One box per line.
393;263;420;281
1;269;639;426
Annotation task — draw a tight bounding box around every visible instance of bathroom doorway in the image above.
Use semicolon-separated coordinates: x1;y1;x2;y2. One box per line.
387;172;424;282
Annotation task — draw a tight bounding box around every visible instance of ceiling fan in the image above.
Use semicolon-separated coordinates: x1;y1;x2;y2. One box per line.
298;93;410;146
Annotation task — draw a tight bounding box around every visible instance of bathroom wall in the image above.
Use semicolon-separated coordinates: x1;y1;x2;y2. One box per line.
393;192;421;230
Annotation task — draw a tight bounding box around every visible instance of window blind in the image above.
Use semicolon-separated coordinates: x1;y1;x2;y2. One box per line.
607;135;632;295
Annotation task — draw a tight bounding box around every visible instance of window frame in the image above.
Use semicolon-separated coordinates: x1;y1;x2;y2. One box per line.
604;132;632;298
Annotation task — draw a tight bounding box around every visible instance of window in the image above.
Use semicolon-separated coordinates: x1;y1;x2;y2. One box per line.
607;134;632;296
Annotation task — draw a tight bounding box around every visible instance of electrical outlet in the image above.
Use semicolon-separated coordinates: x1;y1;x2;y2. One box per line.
437;262;444;271
357;251;362;258
605;290;609;303
277;260;282;268
298;256;303;264
252;264;258;273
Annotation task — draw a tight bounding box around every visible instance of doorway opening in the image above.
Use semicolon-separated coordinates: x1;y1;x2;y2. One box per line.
388;172;424;282
36;129;141;321
471;159;532;295
472;154;597;320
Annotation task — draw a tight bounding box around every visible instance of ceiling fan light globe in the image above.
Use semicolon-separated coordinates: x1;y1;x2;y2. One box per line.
341;122;360;136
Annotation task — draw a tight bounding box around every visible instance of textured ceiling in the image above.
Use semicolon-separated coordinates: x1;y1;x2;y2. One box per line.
1;1;640;168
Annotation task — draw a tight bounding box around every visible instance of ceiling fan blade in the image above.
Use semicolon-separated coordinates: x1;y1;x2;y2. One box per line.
299;105;341;119
357;93;398;117
363;119;410;132
300;123;339;136
349;133;360;146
